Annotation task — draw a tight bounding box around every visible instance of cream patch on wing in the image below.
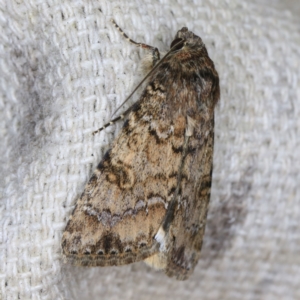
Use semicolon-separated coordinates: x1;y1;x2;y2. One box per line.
154;226;167;252
144;252;167;270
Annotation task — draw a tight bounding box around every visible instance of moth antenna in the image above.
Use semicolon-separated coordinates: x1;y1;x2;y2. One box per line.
109;19;184;117
92;113;126;135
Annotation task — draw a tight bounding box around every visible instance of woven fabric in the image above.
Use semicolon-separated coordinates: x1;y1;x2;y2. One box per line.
1;0;299;299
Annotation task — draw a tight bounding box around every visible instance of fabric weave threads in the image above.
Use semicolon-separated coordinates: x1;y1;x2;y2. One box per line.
1;0;299;299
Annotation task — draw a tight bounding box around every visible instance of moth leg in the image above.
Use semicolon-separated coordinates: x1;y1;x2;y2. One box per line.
93;20;161;135
111;19;160;67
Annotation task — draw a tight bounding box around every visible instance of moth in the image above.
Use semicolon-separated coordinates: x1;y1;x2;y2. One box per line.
62;20;220;280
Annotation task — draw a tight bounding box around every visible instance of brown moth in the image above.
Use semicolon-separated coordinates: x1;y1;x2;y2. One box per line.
61;20;220;280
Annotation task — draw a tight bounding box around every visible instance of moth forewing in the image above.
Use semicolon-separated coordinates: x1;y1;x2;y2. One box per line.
61;21;219;281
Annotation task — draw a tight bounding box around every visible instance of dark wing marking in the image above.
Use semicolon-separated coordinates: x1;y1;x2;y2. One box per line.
164;118;214;280
61;84;186;266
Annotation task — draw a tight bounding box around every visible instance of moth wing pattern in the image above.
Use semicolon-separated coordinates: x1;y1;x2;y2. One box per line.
61;23;220;280
61;86;188;267
164;120;214;280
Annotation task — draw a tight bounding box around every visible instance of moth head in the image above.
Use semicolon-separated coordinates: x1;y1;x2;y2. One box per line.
170;28;206;53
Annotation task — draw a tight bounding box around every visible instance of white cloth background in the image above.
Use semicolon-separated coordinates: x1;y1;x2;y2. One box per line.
1;0;299;299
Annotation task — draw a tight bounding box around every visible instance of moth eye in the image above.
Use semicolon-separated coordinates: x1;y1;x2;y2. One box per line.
110;250;118;255
97;250;104;255
170;38;184;51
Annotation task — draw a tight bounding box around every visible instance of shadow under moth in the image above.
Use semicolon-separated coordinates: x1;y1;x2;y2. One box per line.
62;20;220;280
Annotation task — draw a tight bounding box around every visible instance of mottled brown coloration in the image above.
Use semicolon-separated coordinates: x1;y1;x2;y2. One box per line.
62;22;220;280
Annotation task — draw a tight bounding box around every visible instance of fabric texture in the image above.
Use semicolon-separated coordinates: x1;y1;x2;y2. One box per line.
1;0;299;299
